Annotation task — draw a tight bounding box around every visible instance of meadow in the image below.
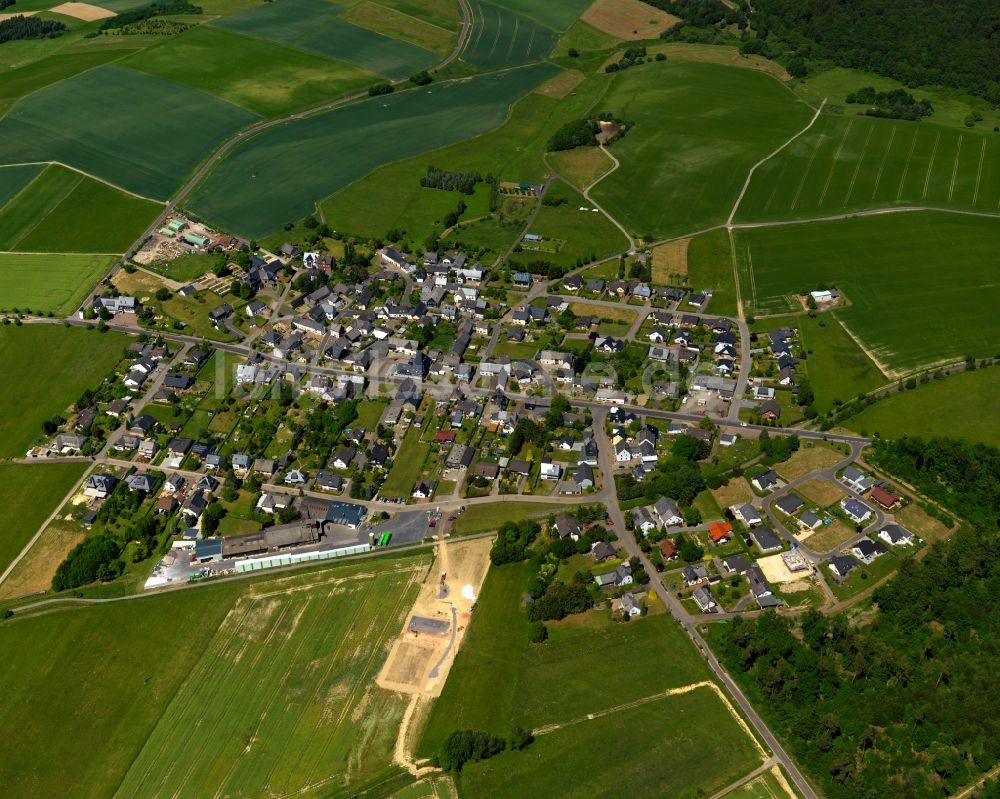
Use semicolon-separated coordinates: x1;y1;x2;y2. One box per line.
735;114;1000;222
189;63;559;237
0;254;116;314
0;555;430;799
124;25;379;118
211;0;438;79
378;0;461;31
342;0;456;54
379;425;432;498
450;501;569;535
0;64;261;200
462;0;559;70
735;212;1000;374
0;325;127;456
591;61;813;239
846;367;1000;447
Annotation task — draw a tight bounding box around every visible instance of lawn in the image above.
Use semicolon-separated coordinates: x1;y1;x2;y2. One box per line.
0;326;127;456
492;339;538;359
189;63;558;237
591;61;813;239
451;501;569;534
144;253;216;282
735;114;1000;222
687;229;738;317
380;425;432;498
0;555;429;799
827;549;900;601
211;0;438;78
735;212;1000;375
463;0;559;69
161;291;240;341
0;64;261;200
0;463;87;576
0;254;115;315
124;25;379;118
354;398;388;430
846;368;1000;447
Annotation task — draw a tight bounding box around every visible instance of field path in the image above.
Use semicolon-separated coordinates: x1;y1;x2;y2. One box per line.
580;145;635;251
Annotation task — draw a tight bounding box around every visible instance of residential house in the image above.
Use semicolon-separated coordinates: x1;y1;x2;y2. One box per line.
591;541;616;562
774;493;805;516
554;514;581;540
841;498;873;524
869;486;901;509
851;538;886;565
878;524;914;546
539;460;562;481
692;586;717;612
750;526;783;553
84;473;117;499
828;554;859;580
708;521;733;545
653;497;683;528
613;592;643;618
732;503;763;527
752;469;780;492
682;564;708;586
841;466;874;493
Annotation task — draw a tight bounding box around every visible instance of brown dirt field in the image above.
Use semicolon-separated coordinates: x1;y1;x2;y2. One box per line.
570;301;637;324
0;520;84;601
534;68;585;99
549;147;614;190
651;238;689;284
582;0;679;40
711;477;752;509
49;2;116;20
774;444;844;481
896;503;951;542
800;519;855;553
797;478;847;507
0;10;36;19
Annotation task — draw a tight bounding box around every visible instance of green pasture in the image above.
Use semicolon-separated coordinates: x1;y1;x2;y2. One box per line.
378;0;462;31
211;0;438;79
488;0;590;31
189;63;559;237
735;212;1000;374
590;61;813;239
0;164;43;208
735;115;1000;222
0;463;87;575
0;325;127;456
686;229;738;317
0;64;261;200
552;20;618;57
124;25;379;118
793;314;887;412
846;367;1000;447
145;253;216;282
0;254;116;315
463;0;559;69
343;0;456;54
379;425;431;497
450;501;569;535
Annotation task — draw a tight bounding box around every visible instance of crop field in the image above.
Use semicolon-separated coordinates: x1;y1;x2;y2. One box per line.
343;0;456;54
0;254;115;314
792;314;887;411
0;165;82;250
581;0;680;40
488;0;590;31
0;462;87;576
686;230;739;316
189;63;558;237
548;144;613;190
736;115;1000;222
124;25;379;118
0;164;43;207
378;0;460;31
0;64;261;200
591;61;813;239
0;326;127;456
735;212;1000;374
463;0;560;69
211;0;438;79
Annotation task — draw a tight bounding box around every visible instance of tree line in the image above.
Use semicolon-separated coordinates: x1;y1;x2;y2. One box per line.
846;86;934;120
0;15;65;43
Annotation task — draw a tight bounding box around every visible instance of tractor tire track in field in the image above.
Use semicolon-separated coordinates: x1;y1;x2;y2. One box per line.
921;130;941;199
843;124;874;206
505;16;519;60
870;124;897;200
896;128;919;200
788;129;823;211
816;118;853;208
973;136;986;206
947;135;963;203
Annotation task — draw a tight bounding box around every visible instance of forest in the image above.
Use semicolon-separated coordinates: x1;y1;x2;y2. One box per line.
0;15;65;43
714;527;1000;798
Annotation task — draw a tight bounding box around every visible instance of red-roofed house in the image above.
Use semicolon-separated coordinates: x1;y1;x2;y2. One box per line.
869;486;901;509
708;521;733;544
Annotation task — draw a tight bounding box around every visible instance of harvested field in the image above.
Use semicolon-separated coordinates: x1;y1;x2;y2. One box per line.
534;68;585;99
0;519;85;601
0;10;36;20
774;444;844;481
800;519;856;553
797;478;846;507
651;237;689;283
581;0;679;40
711;477;752;509
49;2;116;20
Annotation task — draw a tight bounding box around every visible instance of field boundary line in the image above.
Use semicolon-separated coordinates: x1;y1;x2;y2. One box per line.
947;135;963;203
921;130;941;199
0;164;46;217
728;98;826;225
4;170;83;250
705;760;780;799
729;204;1000;231
834;316;894;380
0;160;165;203
0;250;123;256
972;137;986;206
816;118;852;208
870;124;897;200
789;125;824;211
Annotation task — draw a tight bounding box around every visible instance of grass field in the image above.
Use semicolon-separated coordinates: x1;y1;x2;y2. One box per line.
0;555;429;799
0;463;87;576
0;164;43;208
451;501;568;534
552;18;618;57
343;0;456;54
462;0;559;69
190;63;558;237
686;230;738;316
488;0;590;31
846;368;1000;447
0;254;116;314
735;212;1000;375
379;0;460;31
212;0;438;79
0;165;82;250
547;144;613;189
591;61;813;239
735;115;1000;222
124;25;379;118
380;424;431;498
0;326;127;456
0;50;143;114
568;301;637;325
774;443;844;481
0;519;85;601
0;64;261;200
722;768;798;799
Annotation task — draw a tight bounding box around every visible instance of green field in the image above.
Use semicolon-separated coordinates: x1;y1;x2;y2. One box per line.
722;769;798;799
380;424;431;498
0;64;261;200
0;555;429;799
489;0;590;31
212;0;439;79
0;326;127;456
379;0;461;31
0;254;116;315
735;114;1000;222
0;463;87;575
686;229;738;317
343;0;457;54
190;63;559;237
451;501;570;534
736;212;1000;375
0;166;161;253
463;0;559;69
846;368;1000;446
124;25;379;118
0;164;43;208
590;61;813;239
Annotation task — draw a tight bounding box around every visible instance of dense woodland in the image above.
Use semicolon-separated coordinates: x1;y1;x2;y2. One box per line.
717;527;1000;798
99;0;200;31
0;15;65;44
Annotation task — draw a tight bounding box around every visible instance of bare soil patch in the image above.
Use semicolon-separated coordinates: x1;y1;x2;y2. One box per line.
582;0;679;40
797;478;846;507
800;519;856;553
757;553;802;584
652;238;689;283
569;301;637;324
0;520;83;600
49;2;116;20
0;10;36;20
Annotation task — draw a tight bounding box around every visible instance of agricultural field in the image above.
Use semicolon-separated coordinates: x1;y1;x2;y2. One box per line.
0;64;261;200
735;114;1000;222
342;0;456;54
190;63;559;237
0;325;127;456
591;61;813;239
552;18;618;57
721;768;799;799
0;555;430;799
845;368;1000;447
0;164;44;208
488;0;590;31
378;0;461;31
547;141;613;189
462;0;559;70
686;229;739;317
735;212;1000;374
123;25;379;118
211;0;438;79
0;519;85;602
581;0;679;40
0;254;115;315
